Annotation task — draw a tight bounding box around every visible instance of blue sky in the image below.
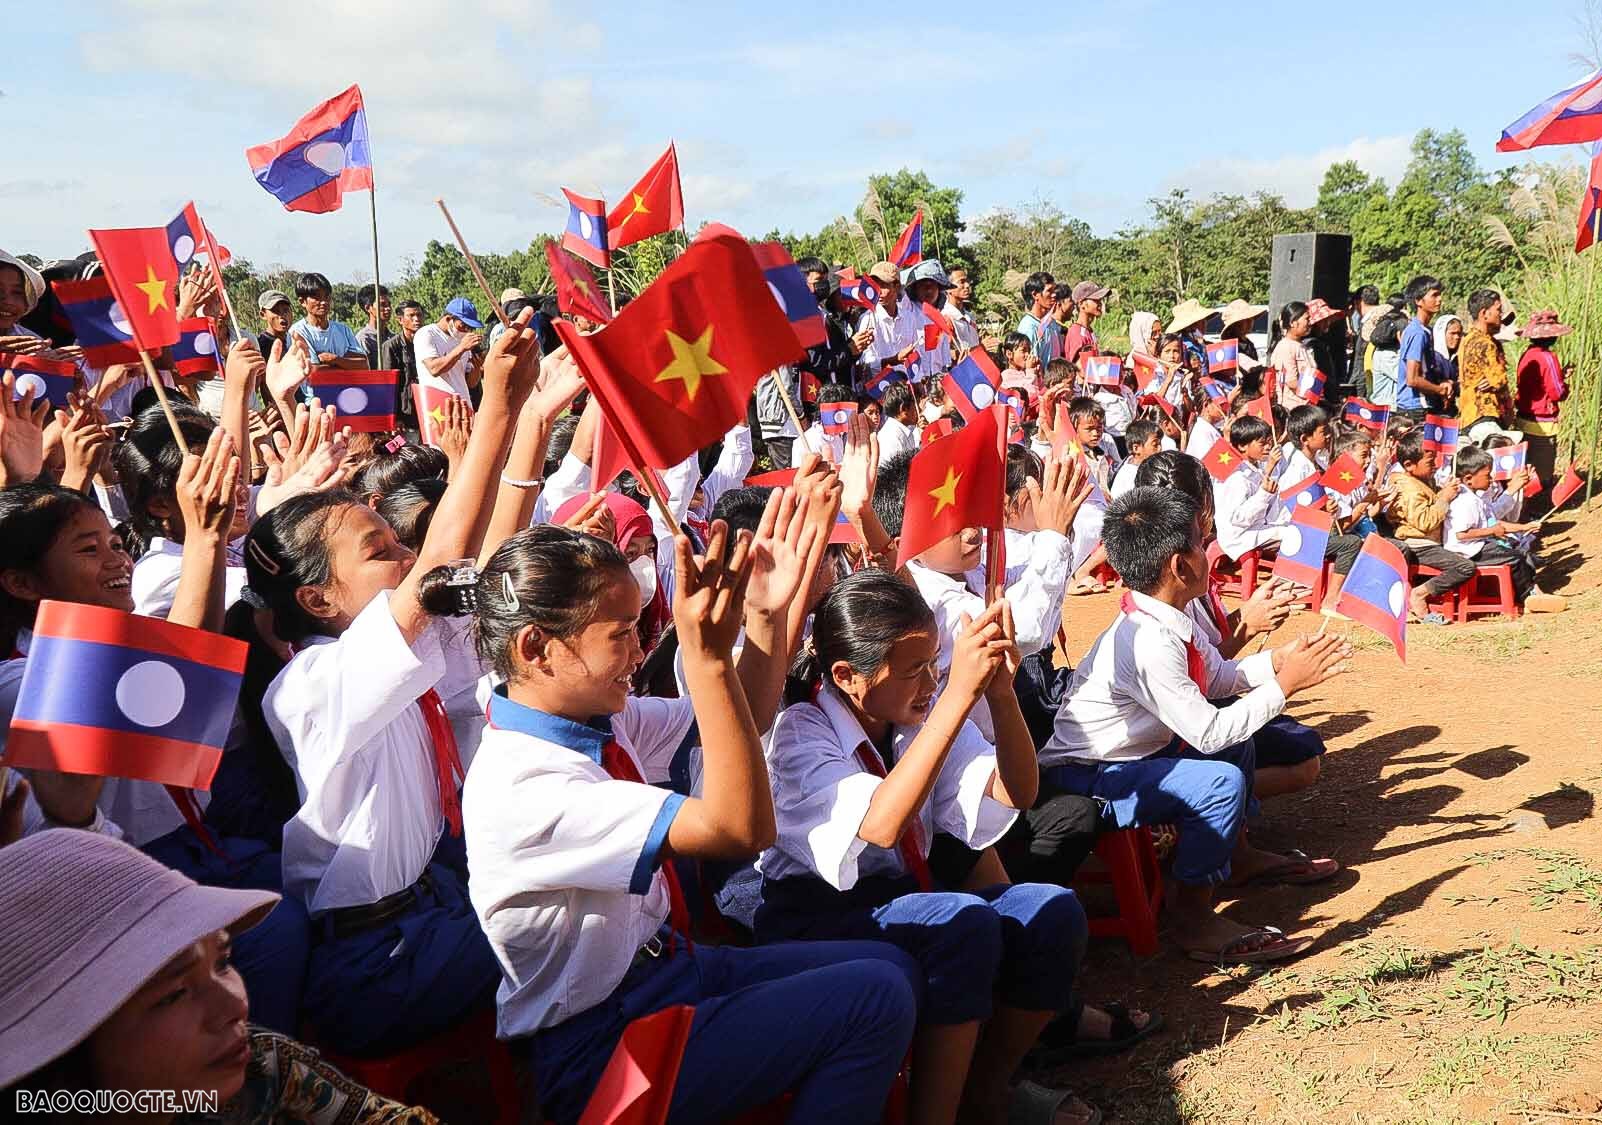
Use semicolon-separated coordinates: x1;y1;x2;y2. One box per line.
9;0;1595;279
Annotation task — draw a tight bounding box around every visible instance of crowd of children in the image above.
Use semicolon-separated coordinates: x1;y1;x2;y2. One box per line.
0;241;1585;1125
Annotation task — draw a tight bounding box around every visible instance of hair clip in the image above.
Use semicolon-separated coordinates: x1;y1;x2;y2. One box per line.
238;586;269;610
443;559;480;615
246;538;282;577
500;572;521;612
384;434;408;453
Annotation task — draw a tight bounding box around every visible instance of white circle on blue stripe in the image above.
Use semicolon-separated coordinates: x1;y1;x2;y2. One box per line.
171;234;195;265
1359;408;1373;420
578;211;593;240
336;387;369;414
1498;454;1516;473
972;383;995;409
767;281;786;315
12;373;46;401
1281;524;1302;556
194;331;216;356
305;141;348;175
1297;490;1317;506
109;302;131;335
116;661;185;727
1387;580;1406;617
831;407;849;424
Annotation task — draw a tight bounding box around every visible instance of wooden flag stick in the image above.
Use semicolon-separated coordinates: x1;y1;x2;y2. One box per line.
137;350;189;449
434;198;510;328
772;370;814;454
635;464;682;540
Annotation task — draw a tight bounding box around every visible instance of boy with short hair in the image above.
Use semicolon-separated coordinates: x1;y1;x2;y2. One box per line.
875;381;919;460
1281;405;1331;485
1329;429;1386;538
1383;430;1477;623
1443;445;1565;611
1111;418;1161;499
1040;486;1348;964
1397;274;1454;422
1212;415;1289;560
288;272;367;371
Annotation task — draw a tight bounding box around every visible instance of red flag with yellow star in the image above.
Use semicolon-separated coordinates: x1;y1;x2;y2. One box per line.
1201;437;1243;483
606;143;684;249
544;241;613;325
553;225;799;470
87;226;180;351
896;404;1003;568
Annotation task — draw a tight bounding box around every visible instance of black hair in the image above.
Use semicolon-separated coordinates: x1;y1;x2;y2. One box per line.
353;443;448;502
1022;271;1055;305
795;256;828;276
1481;432;1515;451
1396;430;1429;466
1043;358;1074;387
1467;288;1502;320
1102;486;1201;594
1278;300;1309;332
355;284;390;310
1228;415;1272;449
375;479;447;552
818;382;853;407
1357;285;1380;305
395;299;424;317
1236;367;1264;398
1386;292;1406;310
1288;405;1330;445
1333;428;1372;457
1134;449;1212;507
709;486;774;537
241;489;367;644
881;381;914;417
418;525;630;683
1067;396;1104;424
504;296;540;323
785;568;935;706
1454;444;1491;479
1002;332;1031;355
1006;443;1043;497
1124;418;1161;452
1405;275;1443;307
543;413;580;479
872;452;915;537
295;272;333;301
111;402;217;558
0;483;113;647
1156;332;1185;356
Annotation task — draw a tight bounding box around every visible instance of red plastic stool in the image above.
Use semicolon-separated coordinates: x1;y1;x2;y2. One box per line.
1457;564;1521;622
310;1008;521;1125
1075;827;1163;956
1409;564;1462;619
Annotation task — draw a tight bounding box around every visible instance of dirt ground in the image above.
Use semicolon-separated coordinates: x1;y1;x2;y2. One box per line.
1036;501;1602;1124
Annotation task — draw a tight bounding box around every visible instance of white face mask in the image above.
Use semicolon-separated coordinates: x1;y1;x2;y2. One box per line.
630;554;658;603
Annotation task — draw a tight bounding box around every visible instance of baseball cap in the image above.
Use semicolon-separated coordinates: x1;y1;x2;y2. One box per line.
257;289;292;313
867;260;900;284
445;297;484;329
1072;281;1110;303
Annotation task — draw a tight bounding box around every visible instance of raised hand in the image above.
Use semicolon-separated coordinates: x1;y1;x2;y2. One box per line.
559;492;615;540
1031;451;1092;536
224;337;266;391
948;598;1012;704
673;519;754;661
526;346;585;421
743;487;819;618
176;266;218;321
0;334;49;355
176;427;241;542
839;413;878;518
0;372;50;485
57;393;113;491
265;334;313;408
478;308;541;405
437;396;473;469
1240;577;1297;637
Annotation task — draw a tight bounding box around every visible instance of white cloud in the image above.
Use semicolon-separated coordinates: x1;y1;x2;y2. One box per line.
1164;135;1414;206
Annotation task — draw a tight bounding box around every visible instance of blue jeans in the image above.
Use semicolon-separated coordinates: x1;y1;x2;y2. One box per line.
530;939;920;1125
1045;738;1256;886
755;875;1085;1024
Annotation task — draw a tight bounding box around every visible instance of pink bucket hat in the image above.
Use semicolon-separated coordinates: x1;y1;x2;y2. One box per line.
0;830;278;1087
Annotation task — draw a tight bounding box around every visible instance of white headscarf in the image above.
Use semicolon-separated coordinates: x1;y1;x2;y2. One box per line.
1127;311;1160;359
1433;314;1463;362
0;251;46;313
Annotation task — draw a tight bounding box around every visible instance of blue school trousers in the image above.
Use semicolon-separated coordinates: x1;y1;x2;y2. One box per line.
142;828;309;1036
1254;715;1326;769
1044;738;1256;885
304;859;501;1056
754;875;1084;1024
528;938;921;1125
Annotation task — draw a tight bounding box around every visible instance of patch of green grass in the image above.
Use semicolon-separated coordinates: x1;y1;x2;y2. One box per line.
1443;943;1602;1022
1409;1032;1591;1098
1526;850;1602;911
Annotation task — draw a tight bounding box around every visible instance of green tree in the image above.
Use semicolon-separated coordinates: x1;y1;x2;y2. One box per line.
856;169;964;266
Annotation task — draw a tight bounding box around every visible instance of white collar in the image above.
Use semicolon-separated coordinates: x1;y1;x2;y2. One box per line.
1124;589;1195;643
815;684;886;766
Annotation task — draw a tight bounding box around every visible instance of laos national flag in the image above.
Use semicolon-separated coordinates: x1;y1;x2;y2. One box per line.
1335;534;1410;662
1205;339;1238;372
1421;414;1459;456
172;318;221;377
942;349;1001;422
245;84;373;214
837;270;880;310
1497;69;1602;152
52;276;138;367
1279;473;1328;511
1200;378;1229;401
1271;505;1332;588
2;600;246;789
1491;441;1528;481
1296;367;1326;403
752;242;826;350
891;209;923;268
311;368;398;432
819;400;857;435
1083;355;1122;388
166;202;228;294
863;365;898;400
0;352;77;409
1343;398;1389;432
1578;142;1602;253
560;188;610;269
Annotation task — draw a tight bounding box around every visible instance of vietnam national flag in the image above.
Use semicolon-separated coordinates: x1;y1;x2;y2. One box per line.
544;241;613;325
1318;452;1366;495
891;209;924;267
1130;352;1170;394
413;384;467;447
553;226;799;470
921;417;955;447
896;405;1003;568
799;370;820;404
592;410;669;500
88;226;181;352
1201;437;1243;482
1549;465;1585;510
921;301;952;351
607;143;684;250
560;188;610;268
1244;393;1274;425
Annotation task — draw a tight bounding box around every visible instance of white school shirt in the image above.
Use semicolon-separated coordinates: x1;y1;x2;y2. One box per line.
131;538;248;621
860;296;949;380
878;415;920;462
906;531;1072;740
1185;417;1223;460
266;591;487;914
1038;590;1285;767
464;690;696;1037
1094;387;1138;438
1444;488;1495;559
1214;459;1289;560
1069;482;1108;572
1110;458;1140;500
1485;481;1523;522
534;451;591;526
757;687;1015;890
414;323;473;399
1280;449;1326;488
943;302;982;350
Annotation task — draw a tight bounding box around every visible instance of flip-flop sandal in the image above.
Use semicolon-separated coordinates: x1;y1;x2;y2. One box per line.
1236;850;1342;887
1187;926;1316;966
1008;1080;1102;1125
1407;611;1451;625
1027;1003;1166;1065
1066;581;1102;597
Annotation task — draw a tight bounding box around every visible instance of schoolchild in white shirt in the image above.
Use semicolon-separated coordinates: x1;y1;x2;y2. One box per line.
1183;388;1228;460
876;381;922;462
1212;414;1291;560
1110;419;1162;500
460;500;919;1125
1279;405;1332;488
757;570;1098;1125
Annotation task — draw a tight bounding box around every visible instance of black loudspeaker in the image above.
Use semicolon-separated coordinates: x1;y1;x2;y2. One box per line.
1268;233;1352;321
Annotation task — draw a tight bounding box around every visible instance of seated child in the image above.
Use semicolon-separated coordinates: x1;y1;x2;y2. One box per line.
1444;445;1565;612
1382;430;1477;624
1328;429;1386;538
1480;432;1530;522
1212;415;1290;560
1063;397;1119;592
1183;383;1227;460
757;570;1100;1125
1039;487;1349;964
1111;418;1161;499
1280;405;1331;485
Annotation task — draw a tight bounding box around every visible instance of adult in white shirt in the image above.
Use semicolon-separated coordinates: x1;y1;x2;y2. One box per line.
941;265;984;350
414;296;484;399
857;262;925;376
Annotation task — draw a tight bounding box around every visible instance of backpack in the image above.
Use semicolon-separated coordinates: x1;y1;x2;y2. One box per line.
1369;309;1407;350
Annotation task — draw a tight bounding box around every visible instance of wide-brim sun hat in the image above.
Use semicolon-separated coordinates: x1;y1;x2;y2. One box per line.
1219;298;1267;331
1518;309;1573;339
0;250;47;314
1169;298;1211;334
0;829;278;1087
1304;297;1343;327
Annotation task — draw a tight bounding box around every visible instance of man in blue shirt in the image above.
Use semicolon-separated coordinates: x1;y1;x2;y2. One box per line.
288;272;367;371
1395;274;1454;420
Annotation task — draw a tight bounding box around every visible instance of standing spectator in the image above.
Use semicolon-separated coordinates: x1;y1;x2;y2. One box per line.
793;258;866;385
414;296;484;400
1032;285;1076;370
1366;293;1409;407
1063;280;1108;366
1302;298;1347;407
856;261;923;377
486;287;524;351
383;299;426;432
287;272;366;370
1016;271;1056;338
254;289;293;360
942;264;983;350
903;259;956;372
1396;275;1454;422
1433;313;1463;395
1456;288;1514;442
1347;284;1381;393
1514;309;1574;503
1269;301;1319;409
354;283;391;368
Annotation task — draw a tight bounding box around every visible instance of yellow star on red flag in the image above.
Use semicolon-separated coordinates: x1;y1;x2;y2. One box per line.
133;264;169;314
654;326;727;401
929;467;962;516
